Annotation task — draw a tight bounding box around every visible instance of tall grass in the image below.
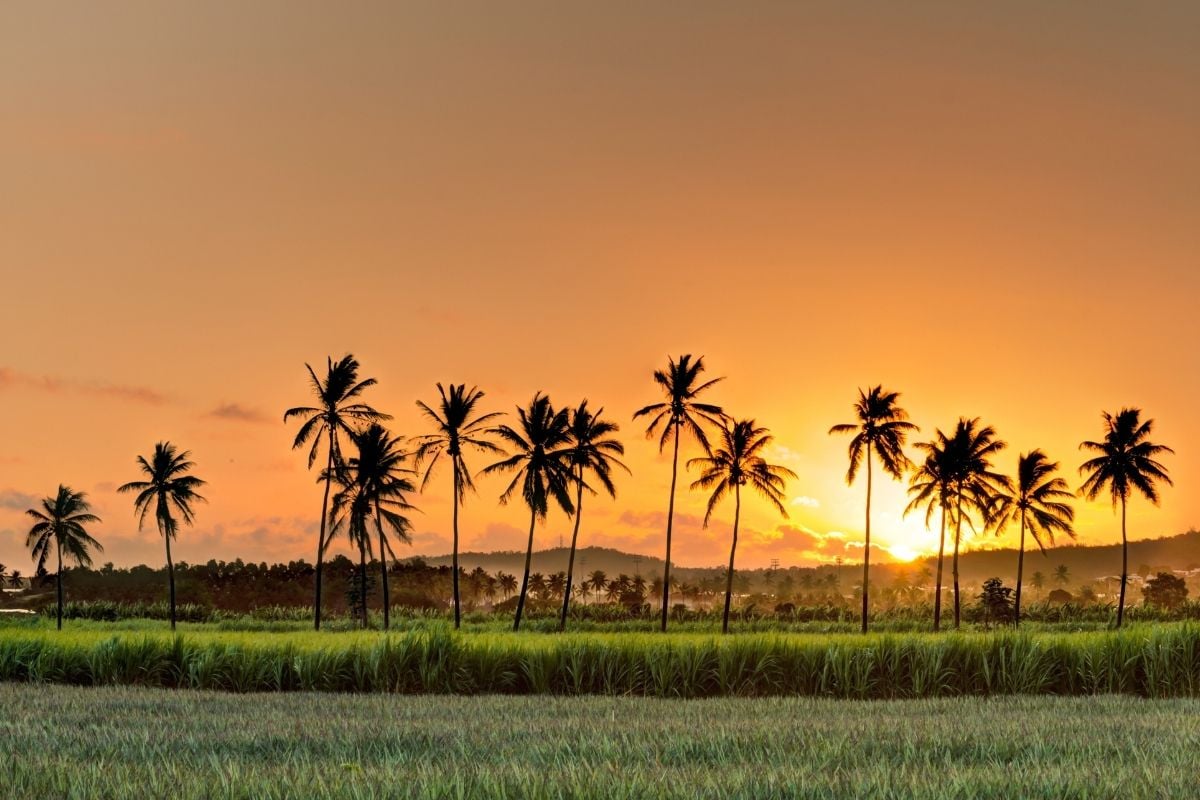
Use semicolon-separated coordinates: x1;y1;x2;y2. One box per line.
2;623;1199;697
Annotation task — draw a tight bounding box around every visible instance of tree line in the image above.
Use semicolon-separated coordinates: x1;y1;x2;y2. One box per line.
18;352;1173;633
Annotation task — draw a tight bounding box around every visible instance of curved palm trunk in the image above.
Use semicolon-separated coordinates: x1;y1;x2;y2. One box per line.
164;529;177;632
451;465;462;629
952;486;963;630
933;505;946;632
861;446;873;634
661;426;681;633
359;539;368;629
514;510;537;631
722;484;742;635
376;505;390;631
1014;512;1027;628
56;539;63;631
313;438;335;632
559;465;585;632
1117;496;1128;628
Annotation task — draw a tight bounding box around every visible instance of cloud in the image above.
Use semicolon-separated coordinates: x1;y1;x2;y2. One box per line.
618;510;704;530
206;403;271;424
0;490;38;511
791;496;820;508
0;367;168;405
466;523;528;552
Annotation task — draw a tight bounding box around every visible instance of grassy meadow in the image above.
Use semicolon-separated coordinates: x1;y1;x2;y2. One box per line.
3;683;1196;799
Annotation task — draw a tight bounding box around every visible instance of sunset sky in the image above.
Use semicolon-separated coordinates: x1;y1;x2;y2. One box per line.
2;2;1197;572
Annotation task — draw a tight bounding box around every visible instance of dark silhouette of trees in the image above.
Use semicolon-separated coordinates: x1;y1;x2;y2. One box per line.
482;394;575;631
829;386;917;633
413;384;502;629
329;423;416;629
117;442;206;630
25;486;103;630
1079;408;1173;627
990;450;1075;626
284;355;389;630
559;401;628;631
1142;572;1187;609
688;419;794;633
633;354;725;632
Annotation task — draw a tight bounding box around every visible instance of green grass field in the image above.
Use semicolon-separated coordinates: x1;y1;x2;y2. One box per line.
2;684;1195;799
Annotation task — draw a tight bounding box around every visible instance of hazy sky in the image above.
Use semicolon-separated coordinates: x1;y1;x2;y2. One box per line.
2;2;1197;572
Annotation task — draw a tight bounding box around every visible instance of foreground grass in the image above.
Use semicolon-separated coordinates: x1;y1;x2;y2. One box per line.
1;684;1196;799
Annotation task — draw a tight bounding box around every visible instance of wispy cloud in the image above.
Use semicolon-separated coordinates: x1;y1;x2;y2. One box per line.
206;403;271;424
0;489;38;511
0;367;168;405
791;495;820;508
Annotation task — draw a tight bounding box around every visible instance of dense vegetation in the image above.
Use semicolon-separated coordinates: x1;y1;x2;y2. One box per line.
3;620;1200;697
3;684;1197;799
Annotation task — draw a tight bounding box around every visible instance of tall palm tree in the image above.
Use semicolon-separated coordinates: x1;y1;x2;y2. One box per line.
1079;408;1173;628
688;419;794;633
905;441;954;631
25;486;103;630
559;401;629;631
284;355;389;631
587;569;608;603
1053;564;1070;586
329;423;417;629
413;383;502;629
991;450;1076;626
117;442;206;630
633;354;725;632
829;386;917;633
481;393;575;631
940;418;1007;628
497;571;517;600
8;570;22;589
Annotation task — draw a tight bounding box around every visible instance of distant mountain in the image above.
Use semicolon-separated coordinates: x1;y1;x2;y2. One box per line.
415;530;1200;591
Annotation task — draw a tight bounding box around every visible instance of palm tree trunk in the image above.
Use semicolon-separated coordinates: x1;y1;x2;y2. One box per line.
376;505;390;631
1015;512;1026;627
359;540;368;629
514;509;537;632
314;437;334;632
953;486;963;630
452;464;462;629
56;539;63;631
165;529;177;632
661;425;681;633
722;484;742;635
933;505;946;632
1117;496;1128;628
559;466;585;632
861;444;872;634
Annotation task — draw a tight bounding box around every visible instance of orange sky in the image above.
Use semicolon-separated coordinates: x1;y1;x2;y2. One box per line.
2;3;1197;572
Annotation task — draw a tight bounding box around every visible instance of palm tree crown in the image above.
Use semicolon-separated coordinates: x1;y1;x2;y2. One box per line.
689;420;794;524
117;443;207;539
284;355;391;468
1079;408;1173;506
992;450;1076;553
829;386;917;483
413;383;503;500
633;354;725;453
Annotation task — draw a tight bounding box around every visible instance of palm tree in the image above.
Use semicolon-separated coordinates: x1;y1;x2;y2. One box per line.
117;442;206;630
559;401;628;630
1054;564;1070;586
497;571;517;600
8;570;22;589
905;442;953;630
414;383;502;629
633;354;725;631
284;355;389;630
482;394;575;631
1079;408;1173;627
940;419;1007;629
829;386;917;633
990;451;1076;626
587;569;608;603
688;419;794;633
1030;570;1045;599
329;423;417;629
25;486;103;630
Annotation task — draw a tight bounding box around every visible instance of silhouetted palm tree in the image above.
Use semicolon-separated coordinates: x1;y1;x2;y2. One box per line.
329;423;417;629
689;419;794;633
941;419;1007;628
559;401;628;630
633;354;725;631
829;386;917;633
25;486;103;630
117;442;206;630
497;571;517;600
1054;564;1070;586
1079;408;1173;627
991;450;1076;626
8;569;22;589
905;441;954;631
414;383;502;629
482;394;575;631
284;355;389;630
587;569;608;602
